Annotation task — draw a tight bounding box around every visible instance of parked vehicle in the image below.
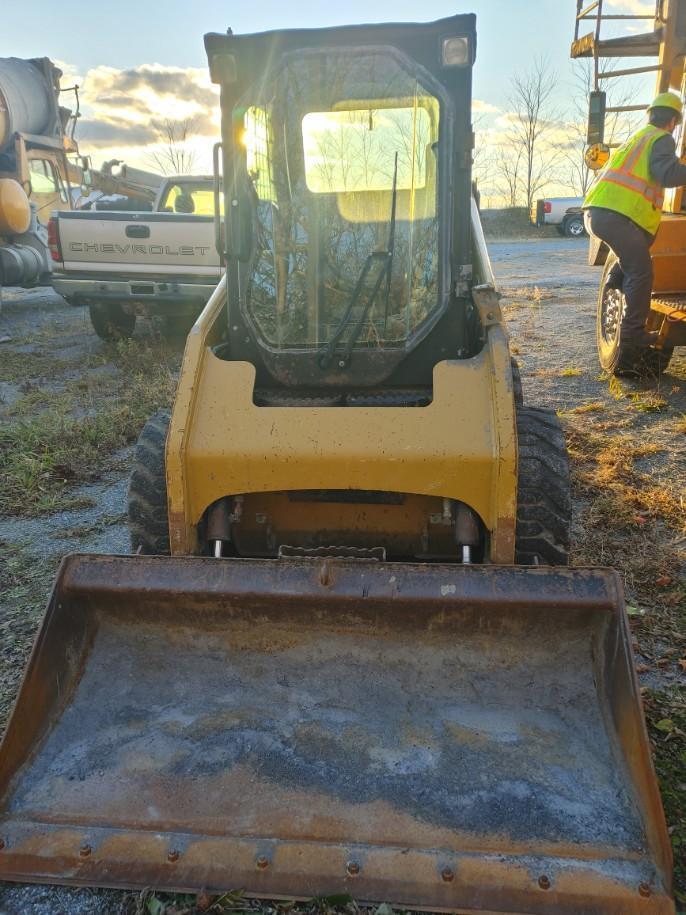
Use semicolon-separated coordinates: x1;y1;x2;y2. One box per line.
48;176;223;339
531;196;586;237
0;58;162;297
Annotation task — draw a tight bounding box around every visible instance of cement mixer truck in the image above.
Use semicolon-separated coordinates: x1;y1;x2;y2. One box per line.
0;56;162;297
0;56;84;292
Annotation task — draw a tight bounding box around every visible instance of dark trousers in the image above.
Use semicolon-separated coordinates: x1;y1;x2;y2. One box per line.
585;207;654;337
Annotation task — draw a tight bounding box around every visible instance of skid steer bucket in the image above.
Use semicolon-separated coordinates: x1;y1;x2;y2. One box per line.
0;555;673;914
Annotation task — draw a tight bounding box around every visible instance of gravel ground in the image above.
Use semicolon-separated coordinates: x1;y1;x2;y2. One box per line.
0;236;683;912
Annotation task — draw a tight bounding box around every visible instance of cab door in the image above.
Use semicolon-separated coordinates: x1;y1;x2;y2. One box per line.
27;154;71;224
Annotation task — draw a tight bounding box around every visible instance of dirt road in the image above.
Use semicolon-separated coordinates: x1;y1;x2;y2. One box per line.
0;236;683;913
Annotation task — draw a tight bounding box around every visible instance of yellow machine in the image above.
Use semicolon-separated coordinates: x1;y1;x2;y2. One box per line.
0;15;675;915
572;0;686;374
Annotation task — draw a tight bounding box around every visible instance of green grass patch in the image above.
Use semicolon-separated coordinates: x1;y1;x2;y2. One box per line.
559;367;582;377
0;340;177;517
0;350;67;384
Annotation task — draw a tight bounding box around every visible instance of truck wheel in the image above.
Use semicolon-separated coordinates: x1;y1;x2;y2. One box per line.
89;303;136;341
597;255;673;376
515;406;571;566
128;410;170;554
563;215;585;238
164;314;197;338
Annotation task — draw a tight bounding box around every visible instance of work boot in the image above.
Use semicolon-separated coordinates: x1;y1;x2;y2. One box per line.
620;328;659;347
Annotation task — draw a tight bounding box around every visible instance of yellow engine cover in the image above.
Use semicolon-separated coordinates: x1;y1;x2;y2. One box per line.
166;284;518;563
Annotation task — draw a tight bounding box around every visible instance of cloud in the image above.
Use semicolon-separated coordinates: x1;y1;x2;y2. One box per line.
76;118;160;148
66;62;220;169
605;0;654;14
81;64;219;122
473;99;500;115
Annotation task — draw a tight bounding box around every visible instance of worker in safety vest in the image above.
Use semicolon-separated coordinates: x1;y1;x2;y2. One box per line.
583;92;686;346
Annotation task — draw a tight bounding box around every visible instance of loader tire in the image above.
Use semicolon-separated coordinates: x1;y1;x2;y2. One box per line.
515;406;571;566
89;302;136;341
597;255;673;376
511;357;524;406
128;410;170;555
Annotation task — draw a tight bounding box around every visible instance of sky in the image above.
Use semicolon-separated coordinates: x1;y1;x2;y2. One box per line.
2;0;656;203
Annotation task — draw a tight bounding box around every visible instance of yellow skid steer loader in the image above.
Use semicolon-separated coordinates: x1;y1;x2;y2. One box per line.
0;15;674;914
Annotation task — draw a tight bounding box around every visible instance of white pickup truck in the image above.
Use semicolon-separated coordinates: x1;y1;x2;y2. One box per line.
48;176;223;339
530;196;586;238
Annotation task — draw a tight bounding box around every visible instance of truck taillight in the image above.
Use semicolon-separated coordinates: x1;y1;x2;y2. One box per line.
47;217;62;262
544;202;552;214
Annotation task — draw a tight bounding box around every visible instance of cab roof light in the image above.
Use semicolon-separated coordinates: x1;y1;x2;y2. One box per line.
441;36;470;67
209;52;238;85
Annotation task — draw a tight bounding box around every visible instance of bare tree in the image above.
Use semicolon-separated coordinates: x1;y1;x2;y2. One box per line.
472;113;497;205
145;118;198;175
505;59;561;212
494;144;524;207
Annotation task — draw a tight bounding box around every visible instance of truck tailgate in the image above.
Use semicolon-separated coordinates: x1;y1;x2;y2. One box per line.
55;211;221;277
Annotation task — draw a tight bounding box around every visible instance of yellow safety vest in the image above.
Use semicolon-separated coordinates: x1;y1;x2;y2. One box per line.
583;125;668;235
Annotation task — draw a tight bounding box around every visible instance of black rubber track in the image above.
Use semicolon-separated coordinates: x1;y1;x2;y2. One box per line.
515;406;571;566
128;410;170;554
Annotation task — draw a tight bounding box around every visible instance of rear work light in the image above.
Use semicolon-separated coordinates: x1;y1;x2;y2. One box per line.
47;217;62;263
441;36;470;67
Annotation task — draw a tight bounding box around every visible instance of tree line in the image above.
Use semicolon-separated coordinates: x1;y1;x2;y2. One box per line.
473;58;643;210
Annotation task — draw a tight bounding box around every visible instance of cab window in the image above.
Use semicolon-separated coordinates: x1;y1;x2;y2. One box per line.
159;184;220;215
29;159;68;203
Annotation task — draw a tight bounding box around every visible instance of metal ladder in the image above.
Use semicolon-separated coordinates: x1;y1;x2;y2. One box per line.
572;0;662;110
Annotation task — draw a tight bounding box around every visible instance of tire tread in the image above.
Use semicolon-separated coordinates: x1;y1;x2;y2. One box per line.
515;406;571;566
127;410;170;554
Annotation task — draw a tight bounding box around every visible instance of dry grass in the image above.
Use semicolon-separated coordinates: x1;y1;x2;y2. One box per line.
500;285;552;313
566;401;606;414
628;392;668;413
123;890;368;915
565;416;686;902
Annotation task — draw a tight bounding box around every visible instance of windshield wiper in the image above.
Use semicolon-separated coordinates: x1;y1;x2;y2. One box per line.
319;152;399;370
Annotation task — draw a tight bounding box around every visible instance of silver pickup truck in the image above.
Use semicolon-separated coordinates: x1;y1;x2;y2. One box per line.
48;176;223;339
530;196;586;238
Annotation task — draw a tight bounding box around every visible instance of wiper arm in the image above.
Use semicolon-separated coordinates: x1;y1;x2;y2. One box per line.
319;152;399;371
